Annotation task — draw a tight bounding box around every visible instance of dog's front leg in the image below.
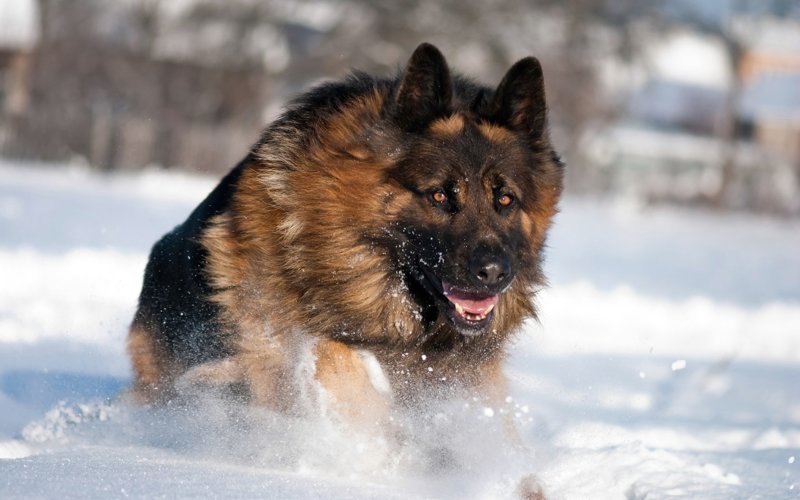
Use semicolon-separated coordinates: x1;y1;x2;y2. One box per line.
473;356;525;446
313;340;392;432
475;357;547;500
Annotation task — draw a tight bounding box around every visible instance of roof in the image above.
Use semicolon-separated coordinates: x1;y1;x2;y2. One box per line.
736;16;800;56
628;79;726;133
645;29;732;89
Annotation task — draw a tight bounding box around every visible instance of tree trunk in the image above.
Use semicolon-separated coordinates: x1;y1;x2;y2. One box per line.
712;38;743;208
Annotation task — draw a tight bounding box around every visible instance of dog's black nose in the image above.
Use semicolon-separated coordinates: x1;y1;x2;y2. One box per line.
469;250;511;287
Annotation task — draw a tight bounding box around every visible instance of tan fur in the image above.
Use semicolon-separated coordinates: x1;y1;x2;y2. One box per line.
236;331;294;412
127;61;561;471
429;114;465;136
181;92;536;414
527;176;562;251
313;340;391;429
177;358;244;389
517;476;548;500
477;122;515;143
126;322;181;404
128;47;561;500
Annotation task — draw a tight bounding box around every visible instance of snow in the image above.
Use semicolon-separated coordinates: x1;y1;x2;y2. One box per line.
645;29;732;89
1;159;799;498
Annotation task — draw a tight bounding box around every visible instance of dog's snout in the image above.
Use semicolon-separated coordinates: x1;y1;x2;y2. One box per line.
469;250;511;287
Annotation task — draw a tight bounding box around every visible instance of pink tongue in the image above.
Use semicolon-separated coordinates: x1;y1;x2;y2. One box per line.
442;283;499;315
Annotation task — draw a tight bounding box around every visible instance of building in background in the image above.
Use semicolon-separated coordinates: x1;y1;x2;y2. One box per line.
0;0;39;116
587;17;800;214
740;18;800;163
0;0;798;214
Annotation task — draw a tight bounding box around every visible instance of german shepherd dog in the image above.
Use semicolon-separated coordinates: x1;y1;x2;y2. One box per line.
128;43;562;489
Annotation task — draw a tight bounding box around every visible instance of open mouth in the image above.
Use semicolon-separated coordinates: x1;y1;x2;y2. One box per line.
415;267;501;335
442;282;498;323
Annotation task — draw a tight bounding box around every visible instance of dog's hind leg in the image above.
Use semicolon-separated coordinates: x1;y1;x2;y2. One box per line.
175;358;245;393
125;321;182;404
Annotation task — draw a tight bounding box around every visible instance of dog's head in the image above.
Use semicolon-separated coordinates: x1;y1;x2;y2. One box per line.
255;43;562;344
382;43;563;338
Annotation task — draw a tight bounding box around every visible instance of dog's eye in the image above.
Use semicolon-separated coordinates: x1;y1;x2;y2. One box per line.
431;189;448;204
497;193;514;208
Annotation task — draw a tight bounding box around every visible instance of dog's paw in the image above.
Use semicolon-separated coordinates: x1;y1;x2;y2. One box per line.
516;474;547;500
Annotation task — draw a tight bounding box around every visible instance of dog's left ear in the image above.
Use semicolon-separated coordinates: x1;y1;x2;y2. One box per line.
395;43;453;132
490;57;548;142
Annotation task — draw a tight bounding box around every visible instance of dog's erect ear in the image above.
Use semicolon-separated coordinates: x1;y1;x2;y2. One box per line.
395;43;453;132
491;57;548;142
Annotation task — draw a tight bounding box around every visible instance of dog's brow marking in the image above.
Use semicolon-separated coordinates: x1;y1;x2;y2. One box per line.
429;114;465;136
477;123;513;143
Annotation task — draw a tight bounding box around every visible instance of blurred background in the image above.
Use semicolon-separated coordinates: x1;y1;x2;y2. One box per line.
1;2;800;495
1;0;800;215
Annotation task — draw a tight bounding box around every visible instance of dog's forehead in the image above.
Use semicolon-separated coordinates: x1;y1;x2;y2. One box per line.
422;117;527;182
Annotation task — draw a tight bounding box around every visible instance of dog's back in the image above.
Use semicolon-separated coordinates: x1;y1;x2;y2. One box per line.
128;160;248;400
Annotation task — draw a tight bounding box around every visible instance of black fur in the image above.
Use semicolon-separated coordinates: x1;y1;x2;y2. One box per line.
134;159;247;365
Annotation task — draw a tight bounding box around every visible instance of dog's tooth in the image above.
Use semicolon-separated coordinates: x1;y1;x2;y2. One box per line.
455;303;465;316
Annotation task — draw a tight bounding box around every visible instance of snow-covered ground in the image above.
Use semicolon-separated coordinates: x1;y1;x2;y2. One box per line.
1;159;798;498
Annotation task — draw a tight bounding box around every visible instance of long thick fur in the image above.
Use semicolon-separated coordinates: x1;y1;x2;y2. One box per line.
128;44;563;423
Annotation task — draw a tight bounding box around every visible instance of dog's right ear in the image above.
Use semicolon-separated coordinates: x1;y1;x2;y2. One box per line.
394;43;453;132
